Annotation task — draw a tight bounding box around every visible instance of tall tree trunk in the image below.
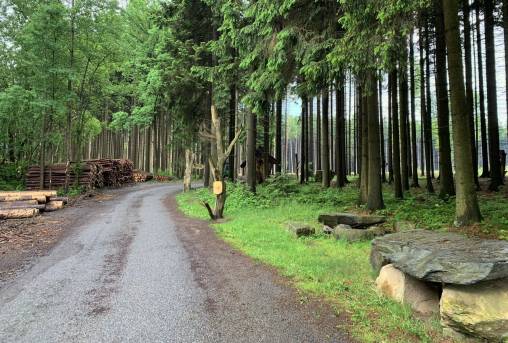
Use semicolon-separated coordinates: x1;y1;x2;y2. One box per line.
434;0;455;198
321;90;330;187
442;0;482;225
409;31;419;187
476;4;490;177
387;77;394;183
308;98;314;175
336;76;346;187
504;0;508;154
425;22;435;180
485;0;503;190
421;25;434;193
463;0;480;189
276;98;282;174
316;96;322;172
263;98;270;180
367;72;385;210
359;90;369;204
399;38;410;191
247;110;257;192
390;70;403;199
228;85;236;180
300;95;308;184
379;75;386;183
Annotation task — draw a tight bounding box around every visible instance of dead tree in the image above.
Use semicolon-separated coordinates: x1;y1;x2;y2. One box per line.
200;105;242;220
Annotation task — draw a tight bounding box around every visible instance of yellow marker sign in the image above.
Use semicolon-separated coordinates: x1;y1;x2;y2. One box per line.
213;181;224;195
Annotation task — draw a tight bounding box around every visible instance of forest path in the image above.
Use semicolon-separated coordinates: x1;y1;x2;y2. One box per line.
0;183;349;343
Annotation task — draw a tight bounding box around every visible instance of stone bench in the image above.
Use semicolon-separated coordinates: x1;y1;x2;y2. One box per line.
371;230;508;341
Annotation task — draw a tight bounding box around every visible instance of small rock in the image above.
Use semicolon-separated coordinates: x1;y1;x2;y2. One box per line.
393;220;416;232
333;224;386;242
318;213;386;229
287;222;315;237
441;278;508;341
376;264;440;315
322;225;334;235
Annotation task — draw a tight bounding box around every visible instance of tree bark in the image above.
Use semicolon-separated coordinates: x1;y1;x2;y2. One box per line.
421;25;434;193
321;90;330;187
475;4;490;177
359;90;369;204
485;0;503;190
434;0;455;198
399;38;410;191
275;98;282;174
442;0;482;225
366;71;384;210
246;110;257;192
390;70;403;199
409;31;419;187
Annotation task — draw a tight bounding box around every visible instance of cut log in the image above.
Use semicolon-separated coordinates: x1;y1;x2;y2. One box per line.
48;196;69;204
45;200;64;212
0;190;57;197
0;208;39;219
0;203;46;210
0;200;38;206
0;195;47;203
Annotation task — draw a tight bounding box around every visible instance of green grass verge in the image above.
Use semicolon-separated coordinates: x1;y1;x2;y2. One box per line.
176;176;507;342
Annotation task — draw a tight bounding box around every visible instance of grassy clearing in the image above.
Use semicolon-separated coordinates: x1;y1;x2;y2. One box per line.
177;176;506;342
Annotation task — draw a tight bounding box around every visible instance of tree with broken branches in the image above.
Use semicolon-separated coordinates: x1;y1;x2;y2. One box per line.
200;105;243;220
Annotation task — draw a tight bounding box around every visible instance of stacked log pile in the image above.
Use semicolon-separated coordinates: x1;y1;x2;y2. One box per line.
25;159;133;190
133;170;153;183
155;175;173;182
0;191;67;219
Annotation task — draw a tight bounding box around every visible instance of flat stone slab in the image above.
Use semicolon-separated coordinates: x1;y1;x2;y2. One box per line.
371;230;508;285
318;213;385;229
287;222;315;237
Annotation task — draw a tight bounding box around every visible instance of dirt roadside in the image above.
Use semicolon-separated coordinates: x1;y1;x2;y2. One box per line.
0;186;137;287
165;195;354;342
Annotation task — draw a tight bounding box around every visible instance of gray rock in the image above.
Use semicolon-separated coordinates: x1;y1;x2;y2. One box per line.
393;221;416;232
318;213;385;229
371;230;508;285
441;278;508;341
333;224;387;242
322;225;334;235
376;264;440;315
287;222;315;237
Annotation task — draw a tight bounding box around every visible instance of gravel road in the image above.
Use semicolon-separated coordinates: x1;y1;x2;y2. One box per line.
0;183;349;343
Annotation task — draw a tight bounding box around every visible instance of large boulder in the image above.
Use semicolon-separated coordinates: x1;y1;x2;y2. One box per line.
371;230;508;285
376;264;440;315
441;279;508;341
318;213;385;229
286;222;315;237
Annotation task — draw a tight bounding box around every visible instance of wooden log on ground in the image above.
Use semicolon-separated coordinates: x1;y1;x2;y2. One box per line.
0;208;39;219
48;196;69;204
0;195;47;203
44;200;64;212
0;190;57;197
0;203;46;210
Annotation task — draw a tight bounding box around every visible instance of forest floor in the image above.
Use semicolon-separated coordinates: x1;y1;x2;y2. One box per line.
177;176;508;343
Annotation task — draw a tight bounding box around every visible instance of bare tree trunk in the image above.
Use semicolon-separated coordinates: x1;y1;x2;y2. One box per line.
409;31;419;187
275;98;282;174
321;90;330;187
247;110;257;192
476;4;490;177
442;0;482;225
367;71;384;210
399;38;410;191
390;70;403;199
435;0;455;198
485;0;503;190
